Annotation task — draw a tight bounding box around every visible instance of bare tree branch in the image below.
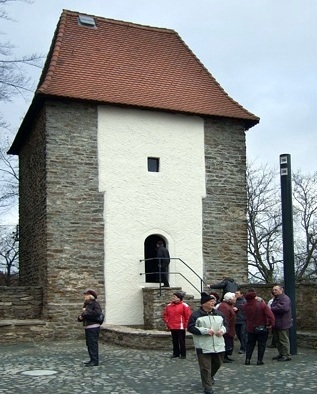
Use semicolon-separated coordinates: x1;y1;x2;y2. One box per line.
0;224;19;285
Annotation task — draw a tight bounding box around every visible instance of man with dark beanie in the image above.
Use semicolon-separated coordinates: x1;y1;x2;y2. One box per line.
188;292;227;394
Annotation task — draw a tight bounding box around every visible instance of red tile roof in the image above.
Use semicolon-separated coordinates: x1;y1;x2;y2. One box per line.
9;10;259;154
39;10;259;124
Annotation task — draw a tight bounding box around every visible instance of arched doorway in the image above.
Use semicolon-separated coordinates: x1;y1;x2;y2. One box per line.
144;234;168;283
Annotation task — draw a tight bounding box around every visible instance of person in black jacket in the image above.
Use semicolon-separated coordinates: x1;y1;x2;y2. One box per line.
208;277;239;301
234;290;248;354
156;240;170;287
78;289;102;366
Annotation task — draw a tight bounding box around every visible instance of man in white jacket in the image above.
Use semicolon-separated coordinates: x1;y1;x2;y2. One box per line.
187;292;227;394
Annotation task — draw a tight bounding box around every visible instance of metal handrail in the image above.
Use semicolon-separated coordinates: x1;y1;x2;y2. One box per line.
139;271;201;294
139;257;207;296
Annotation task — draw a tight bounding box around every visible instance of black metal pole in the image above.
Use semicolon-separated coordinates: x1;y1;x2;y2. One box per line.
279;154;297;355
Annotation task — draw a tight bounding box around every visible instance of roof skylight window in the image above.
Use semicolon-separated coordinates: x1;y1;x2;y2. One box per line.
78;15;96;28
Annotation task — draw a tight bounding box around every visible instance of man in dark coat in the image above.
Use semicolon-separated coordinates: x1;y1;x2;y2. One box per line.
235;289;248;354
208;276;239;301
156;240;170;287
271;285;293;361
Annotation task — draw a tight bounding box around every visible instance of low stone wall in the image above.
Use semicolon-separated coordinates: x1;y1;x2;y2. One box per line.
101;325;316;350
101;324;194;350
0;286;43;319
297;331;317;349
1;284;316;348
0;320;50;343
239;283;317;331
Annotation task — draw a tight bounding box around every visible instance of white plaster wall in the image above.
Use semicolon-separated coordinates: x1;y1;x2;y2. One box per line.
97;106;206;325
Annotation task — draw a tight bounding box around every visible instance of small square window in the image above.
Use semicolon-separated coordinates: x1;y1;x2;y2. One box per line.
148;157;160;172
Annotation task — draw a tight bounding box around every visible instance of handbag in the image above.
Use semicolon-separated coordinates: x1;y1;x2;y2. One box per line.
254;325;268;334
94;312;105;324
253;303;268;334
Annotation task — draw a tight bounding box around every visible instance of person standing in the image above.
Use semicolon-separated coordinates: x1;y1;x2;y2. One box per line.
156;240;170;287
267;291;276;348
208;276;239;301
271;285;293;361
187;292;226;394
77;289;102;367
235;289;248;354
163;291;191;359
243;291;275;365
217;292;237;363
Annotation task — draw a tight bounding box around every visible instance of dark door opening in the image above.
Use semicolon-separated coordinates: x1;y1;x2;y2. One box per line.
144;234;168;283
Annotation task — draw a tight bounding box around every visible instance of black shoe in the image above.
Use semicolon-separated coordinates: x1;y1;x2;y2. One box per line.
223;358;233;363
85;361;99;367
245;359;251;365
267;344;276;348
180;355;186;359
83;360;92;365
170;355;179;358
238;350;245;354
226;356;234;362
211;377;215;385
278;356;291;362
272;355;283;360
257;361;264;365
204;389;214;394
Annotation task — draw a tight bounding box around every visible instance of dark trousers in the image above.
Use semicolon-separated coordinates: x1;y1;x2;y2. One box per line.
236;322;248;351
246;331;269;362
159;263;170;287
171;329;186;357
197;351;224;391
224;334;234;357
85;327;100;364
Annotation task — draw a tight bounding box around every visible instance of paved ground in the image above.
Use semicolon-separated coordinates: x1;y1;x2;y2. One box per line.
0;340;317;394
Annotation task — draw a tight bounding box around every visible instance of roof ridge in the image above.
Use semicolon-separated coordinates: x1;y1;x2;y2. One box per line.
63;9;176;34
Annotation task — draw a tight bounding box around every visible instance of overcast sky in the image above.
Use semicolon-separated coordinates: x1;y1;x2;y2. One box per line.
1;0;316;173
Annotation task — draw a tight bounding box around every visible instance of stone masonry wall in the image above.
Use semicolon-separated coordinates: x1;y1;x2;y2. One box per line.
0;286;43;319
43;100;105;336
16;100;105;339
18;108;47;286
203;117;248;284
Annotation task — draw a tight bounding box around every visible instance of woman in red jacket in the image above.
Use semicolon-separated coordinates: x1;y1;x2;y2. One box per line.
244;291;275;366
163;291;191;359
